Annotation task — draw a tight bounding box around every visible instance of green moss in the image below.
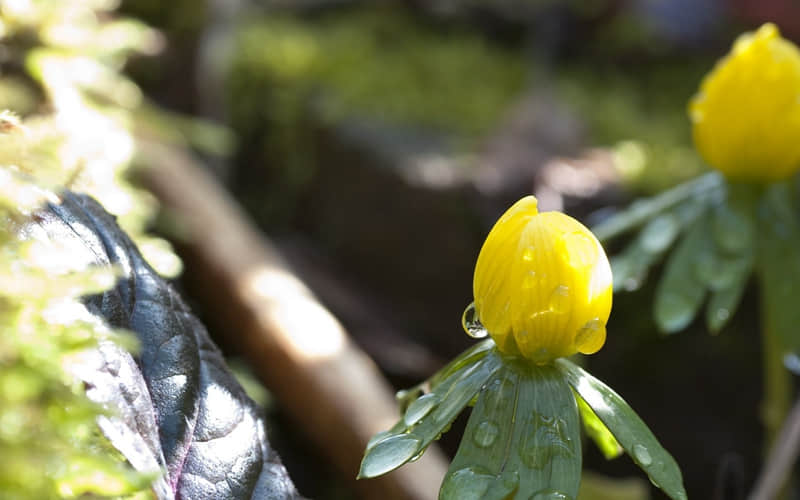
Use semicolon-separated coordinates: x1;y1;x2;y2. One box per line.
229;8;528;140
554;60;711;193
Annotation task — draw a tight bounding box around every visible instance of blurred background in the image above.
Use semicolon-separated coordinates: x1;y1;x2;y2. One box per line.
9;0;800;498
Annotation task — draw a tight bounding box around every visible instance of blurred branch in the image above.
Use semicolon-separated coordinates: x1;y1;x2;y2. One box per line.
748;395;800;500
135;139;448;500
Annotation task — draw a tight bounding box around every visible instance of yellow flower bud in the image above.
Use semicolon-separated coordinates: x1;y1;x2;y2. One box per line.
472;196;613;364
689;23;800;182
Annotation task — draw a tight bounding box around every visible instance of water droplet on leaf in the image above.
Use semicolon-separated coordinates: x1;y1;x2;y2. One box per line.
784;353;800;375
462;302;488;338
633;444;652;466
530;489;572;500
519;412;573;468
530;348;551;365
439;466;494;500
472;421;499;448
403;393;440;426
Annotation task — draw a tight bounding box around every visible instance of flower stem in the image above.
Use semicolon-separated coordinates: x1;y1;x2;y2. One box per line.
761;291;793;499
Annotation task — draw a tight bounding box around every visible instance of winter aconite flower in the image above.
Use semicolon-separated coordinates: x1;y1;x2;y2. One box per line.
689;23;800;182
473;196;613;364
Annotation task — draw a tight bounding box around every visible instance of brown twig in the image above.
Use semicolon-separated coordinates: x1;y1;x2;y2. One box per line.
136;140;449;500
748;395;800;500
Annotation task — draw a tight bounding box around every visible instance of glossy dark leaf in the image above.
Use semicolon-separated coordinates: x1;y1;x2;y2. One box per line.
442;360;581;500
36;192;299;500
556;359;687;500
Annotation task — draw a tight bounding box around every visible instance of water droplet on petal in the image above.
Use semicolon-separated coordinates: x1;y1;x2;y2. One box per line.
359;434;422;478
403;393;440;426
473;421;500;448
522;270;538;289
633;444;652;466
523;247;536;262
548;285;570;313
530;489;572;500
575;318;605;354
439;466;494;500
530;348;551;365
462;302;488;338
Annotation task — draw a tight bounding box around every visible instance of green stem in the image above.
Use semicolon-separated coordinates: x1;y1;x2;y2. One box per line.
761;290;793;499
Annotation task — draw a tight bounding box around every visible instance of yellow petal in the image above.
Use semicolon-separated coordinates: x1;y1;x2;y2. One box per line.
473;196;613;364
689;23;800;182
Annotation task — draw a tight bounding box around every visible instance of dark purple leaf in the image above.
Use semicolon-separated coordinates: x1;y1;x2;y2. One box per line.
35;192;300;500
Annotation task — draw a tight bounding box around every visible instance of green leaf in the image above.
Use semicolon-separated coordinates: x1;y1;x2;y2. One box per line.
441;359;581;500
611;212;687;293
591;172;723;243
556;359;687;500
576;392;622;460
359;349;501;479
653;214;711;333
705;254;752;333
396;339;495;414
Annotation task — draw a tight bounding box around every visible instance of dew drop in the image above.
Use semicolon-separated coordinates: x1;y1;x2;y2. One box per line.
439;466;494;500
523;247;536;262
359;434;422;478
403;393;440;426
530;489;571;500
472;421;499;448
548;285;570;314
575;318;604;353
784;353;800;375
462;302;489;338
522;270;538;289
633;444;652;466
712;308;729;323
530;348;551;365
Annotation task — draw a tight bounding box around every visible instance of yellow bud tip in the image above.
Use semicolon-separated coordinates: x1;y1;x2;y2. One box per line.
689;23;800;182
472;195;613;364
